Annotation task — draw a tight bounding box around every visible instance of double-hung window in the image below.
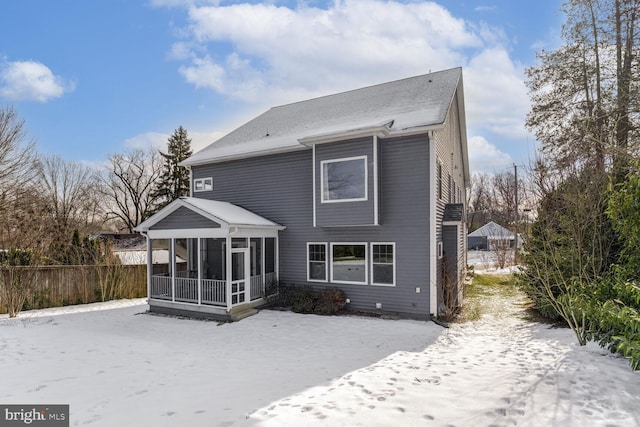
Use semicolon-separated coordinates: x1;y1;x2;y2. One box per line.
321;156;367;202
371;243;395;286
331;243;367;284
307;243;328;282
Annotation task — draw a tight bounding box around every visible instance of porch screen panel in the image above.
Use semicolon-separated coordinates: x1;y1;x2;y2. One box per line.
174;239;189;276
200;238;226;306
150;239;171;300
265;238;275;274
200;238;226;280
175;238;197;303
250;238;262;276
151;239;171;276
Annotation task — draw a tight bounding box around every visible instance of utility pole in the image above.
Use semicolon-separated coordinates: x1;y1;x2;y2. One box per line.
514;163;519;264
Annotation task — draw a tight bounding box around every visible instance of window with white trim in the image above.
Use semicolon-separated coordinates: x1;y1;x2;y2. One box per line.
307;243;327;282
321;156;367;202
331;243;367;284
194;177;213;192
371;243;395;286
437;241;443;259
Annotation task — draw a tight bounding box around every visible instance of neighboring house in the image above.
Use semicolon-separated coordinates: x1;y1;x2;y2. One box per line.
91;233;148;265
467;221;521;251
136;67;470;321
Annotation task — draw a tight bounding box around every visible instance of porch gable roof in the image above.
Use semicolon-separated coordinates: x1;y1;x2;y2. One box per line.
135;197;285;234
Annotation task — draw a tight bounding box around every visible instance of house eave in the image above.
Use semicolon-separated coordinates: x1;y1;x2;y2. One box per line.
298;123;393;146
181;144;308;167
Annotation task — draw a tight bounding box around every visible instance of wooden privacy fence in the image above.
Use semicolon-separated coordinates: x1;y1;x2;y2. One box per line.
0;264;147;314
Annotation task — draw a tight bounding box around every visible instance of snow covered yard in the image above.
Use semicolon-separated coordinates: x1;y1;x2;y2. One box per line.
0;300;437;426
1;290;639;427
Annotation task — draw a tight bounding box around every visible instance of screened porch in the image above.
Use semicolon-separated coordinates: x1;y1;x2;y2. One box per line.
148;236;277;309
134;197;285;319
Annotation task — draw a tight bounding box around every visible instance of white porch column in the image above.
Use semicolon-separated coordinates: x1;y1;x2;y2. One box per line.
225;236;232;311
145;235;152;301
170;238;175;302
197;238;202;305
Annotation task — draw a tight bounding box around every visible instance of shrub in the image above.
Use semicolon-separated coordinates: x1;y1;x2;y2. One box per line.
291;286;317;313
316;288;347;315
277;284;347;315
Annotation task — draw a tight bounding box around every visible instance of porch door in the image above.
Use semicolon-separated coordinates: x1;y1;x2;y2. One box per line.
231;248;250;306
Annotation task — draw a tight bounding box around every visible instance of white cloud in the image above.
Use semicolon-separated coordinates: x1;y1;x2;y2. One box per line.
164;0;529;139
153;0;535;170
467;135;513;173
189;129;226;152
123;132;169;151
172;0;482;104
0;60;74;102
464;47;529;139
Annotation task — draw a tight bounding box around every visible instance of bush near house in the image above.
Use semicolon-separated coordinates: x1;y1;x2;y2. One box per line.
273;284;347;315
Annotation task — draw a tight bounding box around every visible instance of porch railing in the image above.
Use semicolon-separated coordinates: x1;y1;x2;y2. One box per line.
150;273;275;306
202;279;226;306
175;277;198;303
150;275;172;300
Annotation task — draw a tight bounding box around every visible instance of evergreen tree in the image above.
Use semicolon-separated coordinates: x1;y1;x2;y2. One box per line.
152;126;193;211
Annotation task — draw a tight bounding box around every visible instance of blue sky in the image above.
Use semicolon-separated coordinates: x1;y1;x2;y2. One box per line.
0;0;564;173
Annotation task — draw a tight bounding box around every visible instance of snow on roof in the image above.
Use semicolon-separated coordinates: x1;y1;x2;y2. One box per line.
180;197;283;228
468;221;514;238
135;197;284;233
183;67;462;166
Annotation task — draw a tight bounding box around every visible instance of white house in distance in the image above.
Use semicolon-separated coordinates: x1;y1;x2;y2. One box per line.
467;221;521;251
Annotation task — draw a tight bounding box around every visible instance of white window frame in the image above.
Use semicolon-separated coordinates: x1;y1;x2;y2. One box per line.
306;242;328;283
194;177;213;192
320;156;368;203
371;242;396;287
330;242;368;285
437;241;444;259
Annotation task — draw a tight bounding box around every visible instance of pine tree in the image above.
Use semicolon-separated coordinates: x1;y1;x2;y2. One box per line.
152;126;193;211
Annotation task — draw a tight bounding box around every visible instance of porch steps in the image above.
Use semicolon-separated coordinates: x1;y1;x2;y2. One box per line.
229;306;259;321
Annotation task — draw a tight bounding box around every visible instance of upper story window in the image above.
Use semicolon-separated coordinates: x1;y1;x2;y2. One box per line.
194;177;213;192
321;156;367;203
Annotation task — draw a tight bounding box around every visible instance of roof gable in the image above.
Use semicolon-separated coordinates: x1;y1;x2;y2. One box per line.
184;67;463;166
468;221;514;238
135;197;284;233
150;206;222;231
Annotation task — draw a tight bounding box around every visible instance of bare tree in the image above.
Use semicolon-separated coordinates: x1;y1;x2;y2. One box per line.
0;107;37;191
467;170;533;233
97;148;163;233
37;154;100;239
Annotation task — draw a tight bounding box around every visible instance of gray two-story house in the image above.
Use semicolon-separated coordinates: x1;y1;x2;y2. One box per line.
135;67;469;321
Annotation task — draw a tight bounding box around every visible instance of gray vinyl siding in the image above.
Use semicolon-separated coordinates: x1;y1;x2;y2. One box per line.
433;90;467;301
192;133;431;318
314;137;375;226
151;207;221;230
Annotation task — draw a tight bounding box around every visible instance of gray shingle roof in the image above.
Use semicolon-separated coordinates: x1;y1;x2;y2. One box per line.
184;67;462;166
468;221;514;238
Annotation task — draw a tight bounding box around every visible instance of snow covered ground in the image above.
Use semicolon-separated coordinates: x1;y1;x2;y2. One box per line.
1;294;639;426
